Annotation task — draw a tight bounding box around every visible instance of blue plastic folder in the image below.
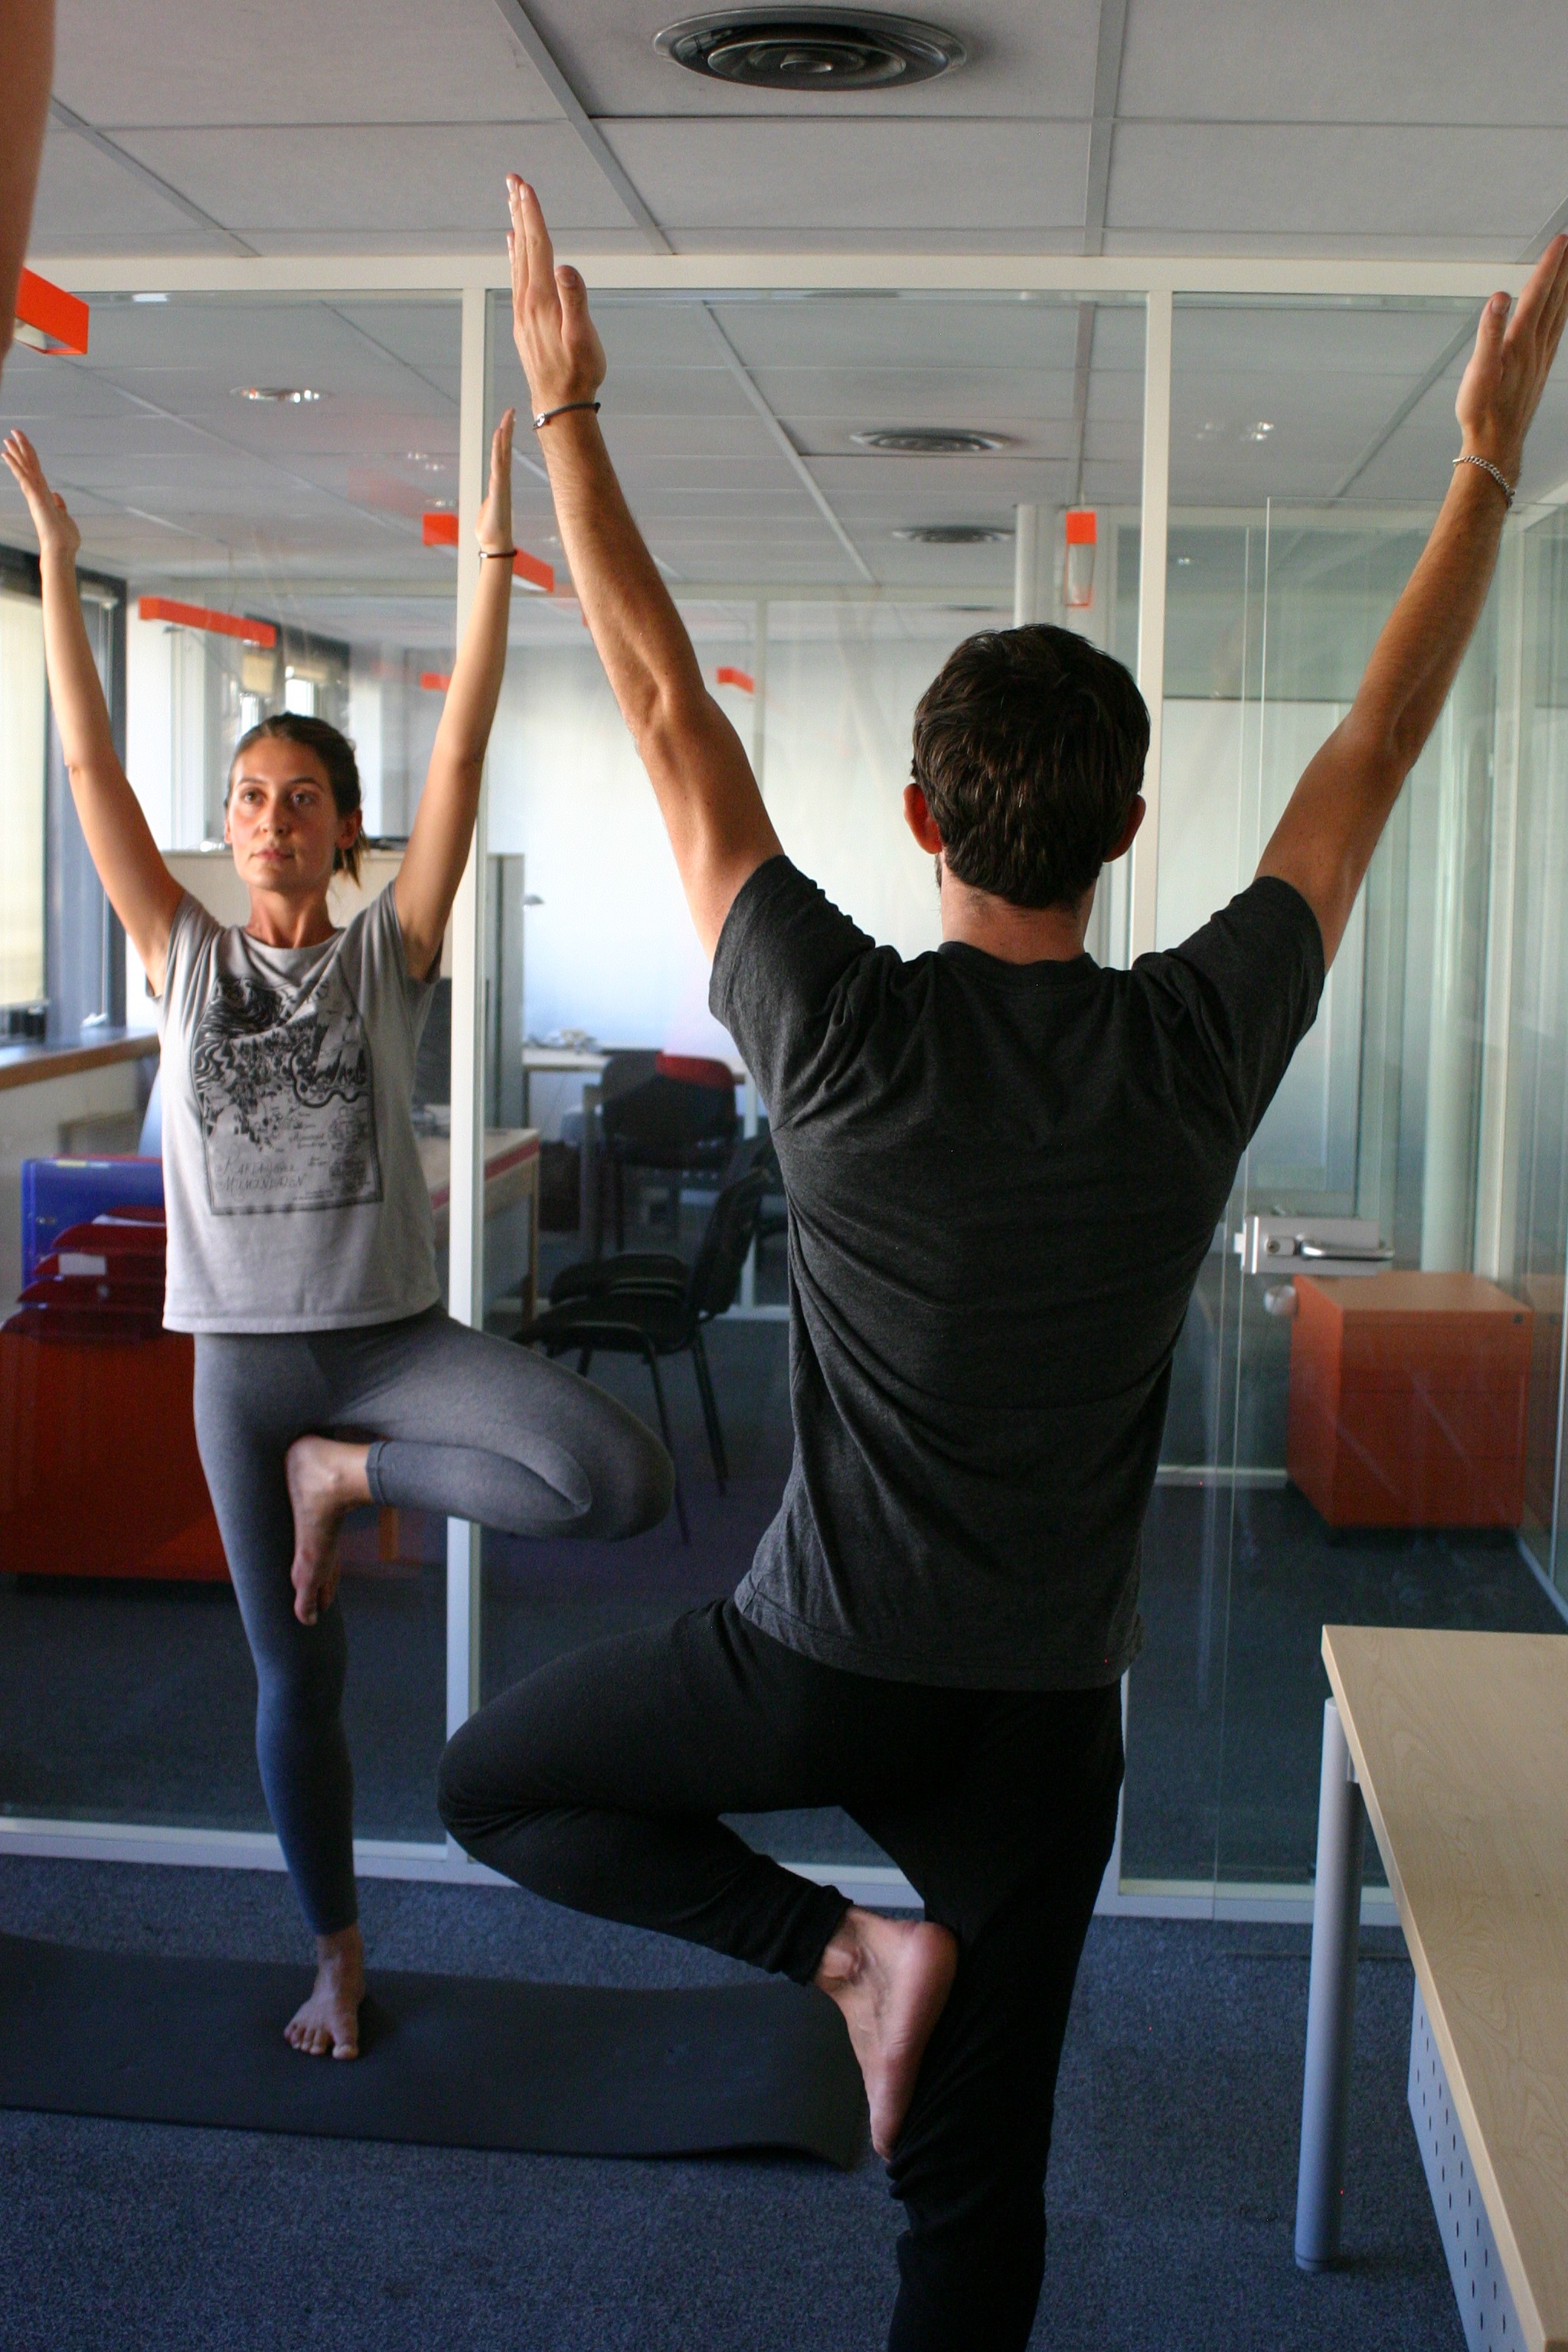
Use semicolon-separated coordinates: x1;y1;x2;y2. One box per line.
20;1158;164;1286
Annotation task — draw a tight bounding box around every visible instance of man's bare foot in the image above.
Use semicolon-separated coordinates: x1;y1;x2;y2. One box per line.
284;1435;371;1625
814;1907;958;2158
284;1922;365;2060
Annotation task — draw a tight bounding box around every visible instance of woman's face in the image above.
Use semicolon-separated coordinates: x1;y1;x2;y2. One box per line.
224;737;359;900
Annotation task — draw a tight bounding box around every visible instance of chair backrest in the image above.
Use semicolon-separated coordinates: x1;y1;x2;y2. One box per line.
655;1052;735;1092
687;1165;768;1318
603;1068;739;1155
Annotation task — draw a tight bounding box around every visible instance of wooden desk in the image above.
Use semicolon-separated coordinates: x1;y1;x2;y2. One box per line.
1295;1626;1568;2350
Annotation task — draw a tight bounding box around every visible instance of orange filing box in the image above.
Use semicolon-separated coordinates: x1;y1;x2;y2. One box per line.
1286;1271;1532;1529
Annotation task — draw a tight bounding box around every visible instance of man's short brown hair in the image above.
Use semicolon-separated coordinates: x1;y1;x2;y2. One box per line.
911;624;1149;911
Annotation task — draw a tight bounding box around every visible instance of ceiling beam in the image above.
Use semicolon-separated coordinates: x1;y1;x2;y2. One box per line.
1082;0;1129;261
488;0;671;256
48;99;256;257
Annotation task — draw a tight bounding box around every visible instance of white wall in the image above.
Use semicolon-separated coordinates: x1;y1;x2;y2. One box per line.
485;607;968;1054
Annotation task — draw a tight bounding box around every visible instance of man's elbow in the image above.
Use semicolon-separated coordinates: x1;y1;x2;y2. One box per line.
632;684;719;770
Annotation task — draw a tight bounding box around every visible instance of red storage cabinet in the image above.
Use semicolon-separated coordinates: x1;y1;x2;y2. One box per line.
1286;1271;1532;1529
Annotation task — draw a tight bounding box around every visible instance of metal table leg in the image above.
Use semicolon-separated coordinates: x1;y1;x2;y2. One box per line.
1295;1695;1366;2270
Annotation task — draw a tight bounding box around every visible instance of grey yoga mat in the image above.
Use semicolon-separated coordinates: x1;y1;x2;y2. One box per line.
0;1932;868;2169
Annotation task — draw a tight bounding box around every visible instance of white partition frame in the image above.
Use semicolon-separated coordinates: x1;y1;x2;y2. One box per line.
0;245;1541;1913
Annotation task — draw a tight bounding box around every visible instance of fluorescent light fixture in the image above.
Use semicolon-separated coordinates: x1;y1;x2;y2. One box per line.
232;387;327;404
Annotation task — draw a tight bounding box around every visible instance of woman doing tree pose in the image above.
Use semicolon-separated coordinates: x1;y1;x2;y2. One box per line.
2;410;672;2061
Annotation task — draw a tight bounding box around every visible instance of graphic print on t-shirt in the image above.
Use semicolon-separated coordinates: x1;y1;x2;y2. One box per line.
191;962;383;1215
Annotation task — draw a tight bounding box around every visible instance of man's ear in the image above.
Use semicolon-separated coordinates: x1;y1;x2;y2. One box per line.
1103;795;1146;864
903;782;944;855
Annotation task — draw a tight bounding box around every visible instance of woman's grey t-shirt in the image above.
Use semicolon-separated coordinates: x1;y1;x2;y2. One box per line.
710;856;1325;1694
156;885;440;1334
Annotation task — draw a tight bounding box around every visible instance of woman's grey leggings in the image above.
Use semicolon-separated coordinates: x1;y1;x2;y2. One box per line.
192;1306;674;1936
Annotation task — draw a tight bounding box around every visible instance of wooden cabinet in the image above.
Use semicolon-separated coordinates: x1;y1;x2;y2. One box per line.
1287;1272;1531;1528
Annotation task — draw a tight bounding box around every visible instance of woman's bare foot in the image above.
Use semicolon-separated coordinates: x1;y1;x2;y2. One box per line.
285;1922;365;2060
814;1907;958;2158
284;1436;371;1625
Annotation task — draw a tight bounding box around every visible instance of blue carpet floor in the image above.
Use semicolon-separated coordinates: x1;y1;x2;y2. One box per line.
0;1859;1460;2351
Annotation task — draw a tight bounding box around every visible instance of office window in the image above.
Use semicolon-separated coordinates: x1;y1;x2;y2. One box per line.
0;583;47;1009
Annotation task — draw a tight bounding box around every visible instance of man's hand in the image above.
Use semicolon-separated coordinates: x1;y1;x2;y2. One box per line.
501;175;780;960
507;175;606;420
1258;236;1568;969
1455;236;1568;485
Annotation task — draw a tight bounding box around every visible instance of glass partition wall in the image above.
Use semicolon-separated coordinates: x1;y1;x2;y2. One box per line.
1121;297;1568;1907
4;255;1565;1920
0;291;461;1851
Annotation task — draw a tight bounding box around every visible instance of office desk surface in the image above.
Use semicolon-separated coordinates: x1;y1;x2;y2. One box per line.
1322;1625;1568;2352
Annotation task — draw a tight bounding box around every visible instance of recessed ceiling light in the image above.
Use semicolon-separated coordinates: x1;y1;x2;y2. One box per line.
1244;420;1275;442
854;427;1010;455
893;523;1013;544
232;386;327;404
131;292;168;305
655;8;965;90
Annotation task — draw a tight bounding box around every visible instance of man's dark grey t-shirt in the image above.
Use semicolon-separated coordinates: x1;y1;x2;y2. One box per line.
710;856;1324;1691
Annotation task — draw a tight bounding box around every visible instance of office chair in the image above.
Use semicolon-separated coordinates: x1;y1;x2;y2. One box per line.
518;1159;768;1543
596;1050;740;1251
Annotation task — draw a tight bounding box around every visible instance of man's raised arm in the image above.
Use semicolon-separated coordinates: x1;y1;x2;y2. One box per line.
506;178;781;959
1259;235;1568;967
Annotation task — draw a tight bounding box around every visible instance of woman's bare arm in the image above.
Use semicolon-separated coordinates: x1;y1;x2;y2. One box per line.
3;430;182;991
394;410;518;982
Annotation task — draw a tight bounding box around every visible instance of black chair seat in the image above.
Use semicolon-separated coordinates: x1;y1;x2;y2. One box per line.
525;1291;695;1355
518;1156;769;1545
549;1251;687;1306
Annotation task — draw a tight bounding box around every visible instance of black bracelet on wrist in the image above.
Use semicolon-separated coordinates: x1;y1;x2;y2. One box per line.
478;547;518;561
533;399;601;430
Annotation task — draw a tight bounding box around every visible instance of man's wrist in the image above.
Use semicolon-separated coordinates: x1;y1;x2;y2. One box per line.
1459;427;1522;482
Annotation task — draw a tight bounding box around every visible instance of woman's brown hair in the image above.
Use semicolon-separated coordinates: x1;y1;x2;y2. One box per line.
227;712;364;884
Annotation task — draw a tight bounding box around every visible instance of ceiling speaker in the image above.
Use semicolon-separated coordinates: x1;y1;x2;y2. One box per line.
655;8;965;90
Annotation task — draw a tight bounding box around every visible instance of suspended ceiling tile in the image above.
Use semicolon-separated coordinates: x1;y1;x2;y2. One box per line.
518;0;1097;119
54;0;561;126
1173;303;1477;380
707;296;1089;371
29;121;221;244
599;367;757;420
110;123;628;236
1108;124;1567;243
1119;0;1568;129
594;415;787;461
599;119;1091;233
756;367;1081;430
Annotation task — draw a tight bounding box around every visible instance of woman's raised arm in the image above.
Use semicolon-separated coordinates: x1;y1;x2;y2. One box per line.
394;410;518;982
3;430;182;993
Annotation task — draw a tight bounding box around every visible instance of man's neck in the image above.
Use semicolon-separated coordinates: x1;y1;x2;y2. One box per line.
937;865;1091;965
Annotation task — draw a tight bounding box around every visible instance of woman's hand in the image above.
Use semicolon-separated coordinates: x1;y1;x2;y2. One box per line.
506;174;606;421
1455;233;1568;485
477;407;515;556
2;428;82;564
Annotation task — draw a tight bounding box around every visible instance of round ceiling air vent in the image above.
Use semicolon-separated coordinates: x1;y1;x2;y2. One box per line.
853;426;1010;455
893;524;1013;544
655;9;965;90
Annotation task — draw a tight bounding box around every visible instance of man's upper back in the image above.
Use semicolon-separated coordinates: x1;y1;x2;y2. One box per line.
711;855;1323;1691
